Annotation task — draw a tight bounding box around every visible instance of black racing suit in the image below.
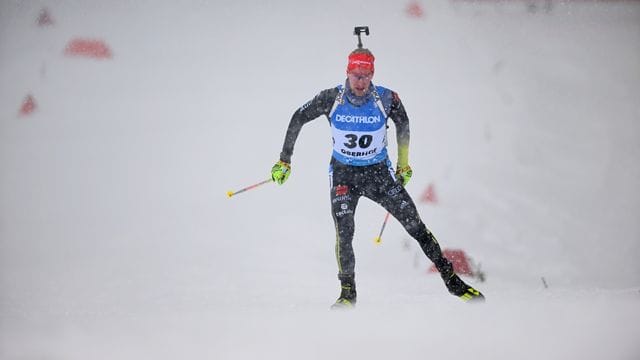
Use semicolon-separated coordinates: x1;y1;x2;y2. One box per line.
279;82;454;287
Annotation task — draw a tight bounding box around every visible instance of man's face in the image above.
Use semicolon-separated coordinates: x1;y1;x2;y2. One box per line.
347;68;373;97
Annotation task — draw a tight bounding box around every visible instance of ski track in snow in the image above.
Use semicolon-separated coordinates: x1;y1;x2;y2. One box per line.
1;1;639;359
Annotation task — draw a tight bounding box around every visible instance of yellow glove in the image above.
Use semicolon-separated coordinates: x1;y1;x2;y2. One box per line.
395;165;413;186
271;160;291;185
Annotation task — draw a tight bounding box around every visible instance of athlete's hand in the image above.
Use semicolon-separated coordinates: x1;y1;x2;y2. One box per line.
396;165;413;186
271;160;291;185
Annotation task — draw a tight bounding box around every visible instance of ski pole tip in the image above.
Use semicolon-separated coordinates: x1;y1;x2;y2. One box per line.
226;190;234;198
374;237;382;245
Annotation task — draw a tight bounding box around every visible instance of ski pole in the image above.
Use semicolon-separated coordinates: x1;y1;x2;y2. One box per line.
227;178;273;198
374;212;391;245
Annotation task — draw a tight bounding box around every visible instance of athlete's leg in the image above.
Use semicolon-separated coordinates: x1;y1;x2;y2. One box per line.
330;183;360;278
363;161;485;302
363;161;453;276
329;161;361;306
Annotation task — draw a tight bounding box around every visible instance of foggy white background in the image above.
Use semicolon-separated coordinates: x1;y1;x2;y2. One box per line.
1;0;639;359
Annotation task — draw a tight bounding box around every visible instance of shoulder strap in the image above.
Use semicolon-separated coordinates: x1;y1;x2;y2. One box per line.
371;85;388;120
328;86;346;119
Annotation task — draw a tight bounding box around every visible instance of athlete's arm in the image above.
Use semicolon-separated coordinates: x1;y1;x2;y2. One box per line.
387;91;410;168
279;87;340;163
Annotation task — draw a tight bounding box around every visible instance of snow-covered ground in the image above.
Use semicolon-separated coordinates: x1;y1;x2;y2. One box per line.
1;1;639;359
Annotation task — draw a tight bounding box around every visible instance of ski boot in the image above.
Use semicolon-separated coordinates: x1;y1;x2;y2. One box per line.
444;273;485;303
331;276;357;310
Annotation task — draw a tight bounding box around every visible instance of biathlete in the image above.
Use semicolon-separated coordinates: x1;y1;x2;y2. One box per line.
270;45;485;309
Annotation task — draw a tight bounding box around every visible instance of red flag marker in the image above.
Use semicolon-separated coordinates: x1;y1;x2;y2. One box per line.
420;183;438;204
19;94;37;116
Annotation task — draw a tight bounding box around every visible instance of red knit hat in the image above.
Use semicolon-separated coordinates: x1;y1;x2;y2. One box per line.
347;50;375;73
